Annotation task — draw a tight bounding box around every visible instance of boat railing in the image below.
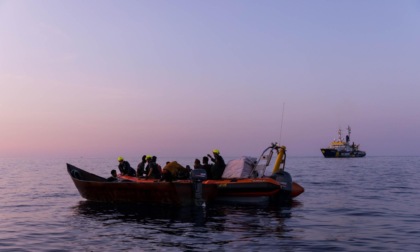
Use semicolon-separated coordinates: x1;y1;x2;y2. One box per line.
249;142;283;178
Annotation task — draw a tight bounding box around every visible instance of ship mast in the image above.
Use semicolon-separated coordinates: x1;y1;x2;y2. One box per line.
345;125;351;143
338;128;342;142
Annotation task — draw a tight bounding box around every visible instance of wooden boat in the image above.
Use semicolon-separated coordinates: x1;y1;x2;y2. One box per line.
67;163;218;206
204;143;304;204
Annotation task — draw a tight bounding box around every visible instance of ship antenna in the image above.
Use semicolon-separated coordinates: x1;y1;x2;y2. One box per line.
279;103;285;145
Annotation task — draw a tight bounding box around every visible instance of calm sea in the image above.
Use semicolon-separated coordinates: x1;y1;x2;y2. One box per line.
1;156;420;251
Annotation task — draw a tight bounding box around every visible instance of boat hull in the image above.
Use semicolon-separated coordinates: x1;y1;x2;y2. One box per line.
204;176;304;204
67;164;218;206
67;163;304;206
206;178;279;196
321;148;366;158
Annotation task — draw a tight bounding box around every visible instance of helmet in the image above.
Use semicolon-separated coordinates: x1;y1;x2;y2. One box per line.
117;156;124;162
146;155;152;160
212;149;220;154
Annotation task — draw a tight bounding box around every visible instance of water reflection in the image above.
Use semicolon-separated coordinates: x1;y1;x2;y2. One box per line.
73;200;300;234
72;201;301;252
73;201;208;226
204;201;301;238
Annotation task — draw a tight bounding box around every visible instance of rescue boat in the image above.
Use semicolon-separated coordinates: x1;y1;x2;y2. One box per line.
205;143;304;204
67;144;304;206
67;164;217;206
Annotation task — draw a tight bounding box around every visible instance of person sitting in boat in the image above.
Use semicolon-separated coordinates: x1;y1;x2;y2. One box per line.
160;161;189;182
185;165;192;178
145;155;161;179
202;156;212;179
117;156;136;177
152;156;163;177
106;169;119;182
193;159;203;170
207;149;226;180
137;155;147;178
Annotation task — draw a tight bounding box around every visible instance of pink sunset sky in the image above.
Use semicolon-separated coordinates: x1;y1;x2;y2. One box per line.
1;1;419;158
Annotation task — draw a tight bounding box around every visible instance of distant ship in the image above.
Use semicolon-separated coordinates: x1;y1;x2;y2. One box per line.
321;126;366;158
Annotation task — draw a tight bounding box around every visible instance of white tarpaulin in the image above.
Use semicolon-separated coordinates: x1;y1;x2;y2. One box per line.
222;156;257;178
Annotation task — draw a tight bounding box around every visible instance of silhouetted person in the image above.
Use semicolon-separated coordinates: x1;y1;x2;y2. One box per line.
145;155;161;179
152;156;162;176
117;156;136;177
193;159;202;169
107;169;118;182
137;155;147;177
207;149;226;179
202;156;212;179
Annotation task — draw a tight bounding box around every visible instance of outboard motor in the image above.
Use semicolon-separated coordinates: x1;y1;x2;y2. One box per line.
271;170;292;201
190;169;207;207
270;145;293;202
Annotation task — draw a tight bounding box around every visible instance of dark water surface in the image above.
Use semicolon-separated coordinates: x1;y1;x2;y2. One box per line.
1;156;420;251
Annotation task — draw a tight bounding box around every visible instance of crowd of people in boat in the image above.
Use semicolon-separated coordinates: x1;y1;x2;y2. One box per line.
107;149;226;182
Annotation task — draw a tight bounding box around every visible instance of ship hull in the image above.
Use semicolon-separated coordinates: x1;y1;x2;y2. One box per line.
321;148;366;158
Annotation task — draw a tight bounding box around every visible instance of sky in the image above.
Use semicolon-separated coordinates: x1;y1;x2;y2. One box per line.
1;0;420;158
